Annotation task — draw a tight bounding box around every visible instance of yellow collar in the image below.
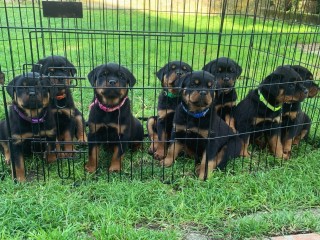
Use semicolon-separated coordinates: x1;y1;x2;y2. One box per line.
258;90;282;112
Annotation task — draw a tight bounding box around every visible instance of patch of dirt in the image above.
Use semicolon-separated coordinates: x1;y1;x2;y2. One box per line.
297;43;320;55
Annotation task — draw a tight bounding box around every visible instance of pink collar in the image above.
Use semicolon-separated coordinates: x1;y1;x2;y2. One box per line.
89;96;128;112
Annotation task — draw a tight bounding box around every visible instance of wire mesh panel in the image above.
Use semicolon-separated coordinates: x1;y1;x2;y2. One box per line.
0;0;319;182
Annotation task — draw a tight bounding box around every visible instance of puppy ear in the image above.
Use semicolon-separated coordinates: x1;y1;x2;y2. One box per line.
260;73;283;97
87;66;102;87
6;75;21;99
156;65;166;81
234;61;242;78
174;72;191;91
121;66;137;88
202;60;216;73
64;58;77;77
31;58;46;73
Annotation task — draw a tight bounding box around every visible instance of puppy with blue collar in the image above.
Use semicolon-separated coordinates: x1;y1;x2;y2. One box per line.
161;70;241;180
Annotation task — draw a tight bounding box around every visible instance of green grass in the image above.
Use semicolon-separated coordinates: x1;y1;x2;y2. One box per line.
1;2;320;239
1;148;320;239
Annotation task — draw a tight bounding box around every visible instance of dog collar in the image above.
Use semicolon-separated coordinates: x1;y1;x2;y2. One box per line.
13;105;47;123
164;91;180;98
90;96;128;112
56;93;66;100
181;103;210;118
258;90;282;112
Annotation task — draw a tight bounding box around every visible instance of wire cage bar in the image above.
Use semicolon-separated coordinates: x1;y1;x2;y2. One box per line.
0;0;319;183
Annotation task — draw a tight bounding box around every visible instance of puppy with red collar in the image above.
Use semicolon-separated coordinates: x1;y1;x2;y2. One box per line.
32;56;87;157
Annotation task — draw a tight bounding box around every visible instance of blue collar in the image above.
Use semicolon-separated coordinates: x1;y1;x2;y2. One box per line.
181;103;210;118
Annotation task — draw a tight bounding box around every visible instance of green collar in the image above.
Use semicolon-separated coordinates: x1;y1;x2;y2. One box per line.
258;90;282;112
164;90;180;98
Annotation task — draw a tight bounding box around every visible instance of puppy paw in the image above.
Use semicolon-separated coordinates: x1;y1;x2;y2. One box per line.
292;138;300;145
5;158;10;165
282;153;290;160
62;152;74;158
77;134;88;143
85;163;97;173
154;149;166;160
283;149;291;155
148;143;158;155
160;157;173;167
47;153;57;163
240;151;251;158
109;163;121;172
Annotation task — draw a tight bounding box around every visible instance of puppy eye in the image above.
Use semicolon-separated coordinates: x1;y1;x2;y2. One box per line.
309;75;313;80
182;66;187;70
118;72;126;79
172;65;176;69
218;68;222;72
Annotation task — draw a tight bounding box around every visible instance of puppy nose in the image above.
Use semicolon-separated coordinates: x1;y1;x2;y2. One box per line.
224;77;230;82
29;88;36;96
176;70;183;76
108;79;117;85
199;90;207;96
304;89;309;95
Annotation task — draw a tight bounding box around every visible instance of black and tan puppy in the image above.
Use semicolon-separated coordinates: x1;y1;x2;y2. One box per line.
85;63;144;173
147;61;192;159
281;65;319;155
0;72;57;182
31;55;87;156
234;66;309;160
160;71;241;180
202;57;242;131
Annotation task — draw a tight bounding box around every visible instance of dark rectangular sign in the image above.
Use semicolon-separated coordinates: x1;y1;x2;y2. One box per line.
42;1;83;18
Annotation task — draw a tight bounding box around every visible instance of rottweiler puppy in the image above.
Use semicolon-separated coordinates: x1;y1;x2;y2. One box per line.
147;61;192;159
31;55;87;156
85;63;144;173
281;65;319;155
0;72;57;182
202;57;242;131
160;70;241;180
234;66;309;160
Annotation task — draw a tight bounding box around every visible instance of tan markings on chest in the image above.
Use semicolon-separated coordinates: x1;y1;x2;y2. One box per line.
253;116;281;125
174;124;209;138
12;128;55;144
283;111;298;120
215;101;236;111
89;122;127;135
158;109;175;119
52;108;75;117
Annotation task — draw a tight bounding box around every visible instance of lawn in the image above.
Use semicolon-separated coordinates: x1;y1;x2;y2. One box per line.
0;1;320;239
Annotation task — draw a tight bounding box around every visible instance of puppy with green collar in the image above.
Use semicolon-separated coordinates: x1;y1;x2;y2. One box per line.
147;61;192;160
234;66;309;160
